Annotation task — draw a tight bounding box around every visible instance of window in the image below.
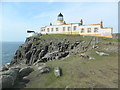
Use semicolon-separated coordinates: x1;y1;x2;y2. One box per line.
44;29;45;31
73;26;77;31
41;29;43;32
87;28;91;33
68;27;71;31
51;28;54;32
81;28;84;33
63;27;65;31
47;28;49;32
94;28;98;32
56;28;59;31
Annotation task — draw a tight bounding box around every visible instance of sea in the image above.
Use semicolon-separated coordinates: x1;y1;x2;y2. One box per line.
1;42;23;65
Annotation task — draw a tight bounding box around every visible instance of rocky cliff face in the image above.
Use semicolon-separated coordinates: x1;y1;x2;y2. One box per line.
10;36;88;66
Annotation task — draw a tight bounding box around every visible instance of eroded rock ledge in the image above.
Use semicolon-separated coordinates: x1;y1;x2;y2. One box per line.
10;36;87;66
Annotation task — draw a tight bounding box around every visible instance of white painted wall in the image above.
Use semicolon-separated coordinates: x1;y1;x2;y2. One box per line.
41;24;79;34
79;25;101;35
100;28;112;36
40;24;112;37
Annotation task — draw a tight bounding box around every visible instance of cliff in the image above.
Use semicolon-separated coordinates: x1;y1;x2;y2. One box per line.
10;34;91;66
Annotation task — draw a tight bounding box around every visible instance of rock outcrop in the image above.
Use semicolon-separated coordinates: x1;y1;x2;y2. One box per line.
19;67;34;78
0;66;34;89
2;36;93;88
10;36;86;66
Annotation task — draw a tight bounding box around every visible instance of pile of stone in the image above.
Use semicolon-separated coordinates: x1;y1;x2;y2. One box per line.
0;66;34;89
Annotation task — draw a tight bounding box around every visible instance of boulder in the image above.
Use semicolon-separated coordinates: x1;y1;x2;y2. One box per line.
1;75;14;88
54;67;61;77
96;51;109;56
58;51;69;59
0;65;8;72
19;67;34;77
92;45;99;49
2;68;19;81
80;53;95;60
38;65;50;74
80;53;90;59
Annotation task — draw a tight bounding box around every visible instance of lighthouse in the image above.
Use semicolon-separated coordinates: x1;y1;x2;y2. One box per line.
40;13;113;38
57;13;64;25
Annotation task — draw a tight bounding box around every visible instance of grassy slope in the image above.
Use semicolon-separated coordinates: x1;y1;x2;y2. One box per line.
25;35;118;88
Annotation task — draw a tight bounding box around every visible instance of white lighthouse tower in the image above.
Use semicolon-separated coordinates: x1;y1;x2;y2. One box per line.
57;13;64;25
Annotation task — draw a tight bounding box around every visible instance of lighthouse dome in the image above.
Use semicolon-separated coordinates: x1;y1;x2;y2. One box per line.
58;13;63;17
57;13;64;25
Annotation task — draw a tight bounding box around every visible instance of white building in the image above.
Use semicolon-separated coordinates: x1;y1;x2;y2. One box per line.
40;13;113;38
27;30;40;37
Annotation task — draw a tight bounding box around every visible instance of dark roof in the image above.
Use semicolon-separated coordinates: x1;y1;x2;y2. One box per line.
58;13;63;17
27;30;35;33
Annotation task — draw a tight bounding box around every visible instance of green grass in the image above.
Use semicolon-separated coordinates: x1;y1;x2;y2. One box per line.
26;52;118;88
23;35;118;88
31;34;93;44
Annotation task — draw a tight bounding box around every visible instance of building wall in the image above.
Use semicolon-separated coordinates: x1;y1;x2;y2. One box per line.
41;24;79;34
100;28;112;36
79;25;101;35
40;23;112;38
78;25;112;37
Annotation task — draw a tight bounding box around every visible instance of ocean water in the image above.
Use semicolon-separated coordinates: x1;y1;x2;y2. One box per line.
1;42;23;65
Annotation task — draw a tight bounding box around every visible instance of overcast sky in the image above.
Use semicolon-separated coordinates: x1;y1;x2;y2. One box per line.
0;1;118;42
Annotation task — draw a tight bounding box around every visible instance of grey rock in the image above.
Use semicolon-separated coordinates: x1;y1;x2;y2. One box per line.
39;49;47;59
74;41;80;47
1;75;14;88
80;53;95;60
54;67;61;77
38;65;50;74
80;53;90;59
92;45;99;49
0;65;8;72
26;51;32;60
70;44;74;49
14;50;22;59
96;51;109;56
19;67;34;77
40;51;69;62
2;68;19;81
58;51;69;59
24;43;32;53
35;63;46;67
10;36;91;65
